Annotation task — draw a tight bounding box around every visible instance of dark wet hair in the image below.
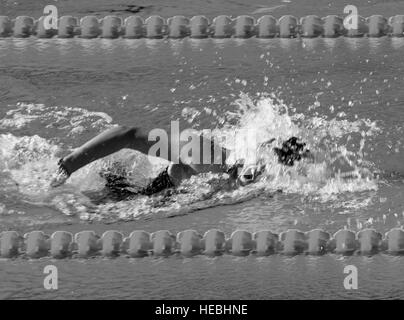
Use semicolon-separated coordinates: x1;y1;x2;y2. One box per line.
273;137;311;166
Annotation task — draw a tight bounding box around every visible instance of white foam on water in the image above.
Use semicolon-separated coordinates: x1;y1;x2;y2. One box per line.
0;102;113;138
208;93;379;195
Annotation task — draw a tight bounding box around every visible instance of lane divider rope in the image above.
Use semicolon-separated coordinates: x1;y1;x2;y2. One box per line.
1;14;404;39
0;228;403;259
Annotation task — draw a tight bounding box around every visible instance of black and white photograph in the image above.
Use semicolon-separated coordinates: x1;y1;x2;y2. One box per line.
0;0;403;304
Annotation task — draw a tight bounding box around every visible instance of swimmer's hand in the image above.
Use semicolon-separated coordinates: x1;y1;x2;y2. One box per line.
50;159;70;188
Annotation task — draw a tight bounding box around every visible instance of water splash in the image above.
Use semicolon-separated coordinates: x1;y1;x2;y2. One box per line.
205;93;379;197
0;94;381;224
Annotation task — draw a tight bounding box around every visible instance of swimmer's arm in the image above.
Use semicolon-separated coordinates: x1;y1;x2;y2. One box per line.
59;126;228;177
60;126;156;175
52;125;188;187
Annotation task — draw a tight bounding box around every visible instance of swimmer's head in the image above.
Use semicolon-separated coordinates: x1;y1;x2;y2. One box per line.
235;137;313;185
237;164;264;186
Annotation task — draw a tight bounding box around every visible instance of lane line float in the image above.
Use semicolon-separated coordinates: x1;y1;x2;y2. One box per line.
1;14;404;39
0;227;403;259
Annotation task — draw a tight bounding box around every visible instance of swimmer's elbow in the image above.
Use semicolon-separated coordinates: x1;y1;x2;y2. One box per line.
118;125;136;136
118;126;140;140
120;126;152;154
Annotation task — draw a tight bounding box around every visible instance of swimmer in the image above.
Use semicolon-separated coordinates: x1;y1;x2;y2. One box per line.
50;126;312;196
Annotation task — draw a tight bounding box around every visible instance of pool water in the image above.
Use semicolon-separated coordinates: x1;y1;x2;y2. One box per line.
0;37;404;299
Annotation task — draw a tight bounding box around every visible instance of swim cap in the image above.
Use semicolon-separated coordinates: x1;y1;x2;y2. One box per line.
273;137;311;166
